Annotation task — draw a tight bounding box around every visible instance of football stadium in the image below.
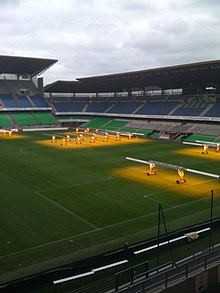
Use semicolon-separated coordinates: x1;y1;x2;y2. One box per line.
0;56;220;292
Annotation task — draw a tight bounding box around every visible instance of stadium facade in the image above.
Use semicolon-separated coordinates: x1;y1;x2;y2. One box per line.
0;55;220;131
0;55;220;293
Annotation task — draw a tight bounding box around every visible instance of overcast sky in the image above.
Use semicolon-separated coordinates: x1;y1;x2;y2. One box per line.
1;0;220;85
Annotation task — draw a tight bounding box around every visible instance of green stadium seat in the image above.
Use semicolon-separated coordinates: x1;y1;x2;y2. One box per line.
0;113;13;127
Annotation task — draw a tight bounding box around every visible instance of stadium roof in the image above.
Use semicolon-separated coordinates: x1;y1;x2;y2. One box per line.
44;80;96;93
45;59;220;93
0;55;57;77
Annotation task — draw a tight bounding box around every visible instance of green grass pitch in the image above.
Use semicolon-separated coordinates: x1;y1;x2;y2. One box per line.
0;131;219;283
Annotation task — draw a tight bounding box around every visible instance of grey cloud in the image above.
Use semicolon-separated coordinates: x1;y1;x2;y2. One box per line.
0;0;22;7
115;0;154;13
0;0;220;85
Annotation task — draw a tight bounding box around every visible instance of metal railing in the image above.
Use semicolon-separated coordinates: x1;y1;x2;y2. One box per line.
117;245;220;293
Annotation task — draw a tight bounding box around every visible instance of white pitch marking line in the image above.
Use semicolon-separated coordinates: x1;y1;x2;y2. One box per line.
35;191;99;230
89;195;211;231
19;147;39;155
108;171;121;180
144;195;174;207
36;178;108;193
1;175;216;260
168;195;210;211
0;208;164;260
0;228;99;260
142;176;218;200
0;195;211;260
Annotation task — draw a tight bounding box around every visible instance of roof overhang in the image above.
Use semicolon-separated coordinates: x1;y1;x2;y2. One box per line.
44;59;220;93
0;55;58;77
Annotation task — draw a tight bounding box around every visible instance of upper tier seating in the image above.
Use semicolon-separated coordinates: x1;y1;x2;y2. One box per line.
0;94;18;107
85;102;115;113
0;79;49;109
136;102;178;115
107;102;142;114
53;101;85;112
17;95;33;107
30;95;50;107
204;100;220;117
172;96;211;116
172;107;204;116
0;94;48;108
52;95;220;124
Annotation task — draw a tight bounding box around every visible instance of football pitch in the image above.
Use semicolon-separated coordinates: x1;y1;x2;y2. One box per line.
0;131;220;283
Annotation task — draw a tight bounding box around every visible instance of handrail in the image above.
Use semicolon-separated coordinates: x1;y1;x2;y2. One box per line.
117;246;220;292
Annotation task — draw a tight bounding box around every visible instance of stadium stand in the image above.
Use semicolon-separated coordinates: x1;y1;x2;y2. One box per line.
17;95;33;107
85;101;115;113
172;106;204;116
0;94;18;107
196;123;220;136
204;98;220;117
2;56;220;293
11;112;37;126
0;56;57;129
136;101;179;115
53;101;85;112
183;134;215;142
30;94;50;107
107;102;142;114
32;112;57;125
99;119;128;131
0;113;13;127
82;117;111;129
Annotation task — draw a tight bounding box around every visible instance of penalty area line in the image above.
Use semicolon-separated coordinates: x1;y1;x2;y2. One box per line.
35;191;99;230
36;178;109;193
19;147;38;155
0;195;211;261
0;210;164;261
101;195;211;231
144;194;174;207
0;229;99;260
